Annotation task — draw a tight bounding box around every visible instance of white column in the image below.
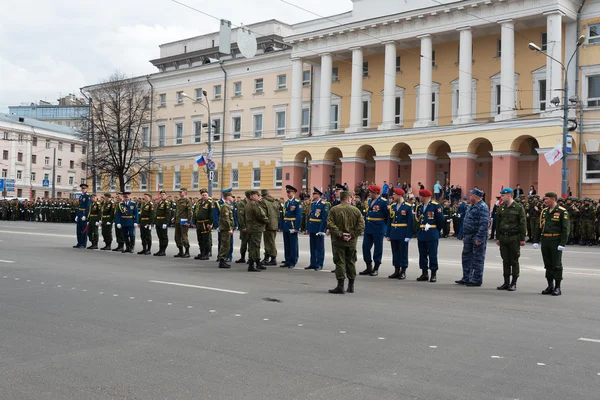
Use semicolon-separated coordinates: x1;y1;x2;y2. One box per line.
346;47;364;133
379;41;397;130
456;27;473;124
414;34;434;128
316;53;332;136
546;11;563;113
495;20;516;121
289;57;303;138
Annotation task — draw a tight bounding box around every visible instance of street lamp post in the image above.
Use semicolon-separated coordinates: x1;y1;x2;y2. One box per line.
528;35;586;197
182;91;213;197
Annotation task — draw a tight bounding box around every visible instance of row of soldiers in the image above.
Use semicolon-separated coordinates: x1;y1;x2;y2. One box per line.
0;198;78;222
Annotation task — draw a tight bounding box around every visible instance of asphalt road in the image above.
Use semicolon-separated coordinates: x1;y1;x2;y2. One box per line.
0;221;599;400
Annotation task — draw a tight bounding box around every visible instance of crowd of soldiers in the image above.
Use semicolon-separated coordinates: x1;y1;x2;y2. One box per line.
0;198;79;222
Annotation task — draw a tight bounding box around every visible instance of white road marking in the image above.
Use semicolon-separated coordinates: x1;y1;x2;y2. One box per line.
129;297;135;300
378;337;386;340
14;278;19;281
82;289;87;292
187;306;193;309
235;314;241;317
0;260;15;264
148;300;152;302
537;363;546;366
578;337;600;344
0;230;72;238
71;287;76;290
2;276;6;278
99;292;103;294
40;282;44;284
297;323;303;326
263;318;269;321
26;280;30;282
491;356;505;359
429;346;438;348
340;331;346;334
113;294;118;297
57;285;61;288
148;280;248;295
209;310;216;313
167;303;172;306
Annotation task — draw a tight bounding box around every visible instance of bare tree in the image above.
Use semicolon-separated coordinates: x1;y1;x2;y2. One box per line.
83;71;152;192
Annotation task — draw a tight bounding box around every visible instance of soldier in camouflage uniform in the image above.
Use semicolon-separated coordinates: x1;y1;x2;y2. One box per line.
495;188;527;291
326;191;365;294
579;198;596;246
86;194;102;250
217;192;235;268
527;195;542;244
260;189;280;266
442;200;452;238
153;191;170;256
138;193;155;255
458;188;490;287
100;193;115;250
245;190;268;272
235;193;249;264
192;189;214;260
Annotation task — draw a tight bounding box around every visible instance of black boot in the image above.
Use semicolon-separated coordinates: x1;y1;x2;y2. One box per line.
247;260;261;272
417;270;429;281
541;278;554;295
89;241;99;250
552;280;562;296
388;266;400;279
256;260;266;270
497;276;510;290
101;242;112;250
145;244;151;255
235;256;246;263
266;256;277;266
347;279;355;293
507;276;518;291
87;242;95;249
261;254;269;264
370;263;380;276
174;246;183;258
219;260;231;269
429;270;437;283
137;245;146;255
113;244;123;252
194;248;203;260
359;262;373;276
200;249;209;260
399;267;407;280
182;247;190;258
128;242;134;253
328;279;345;294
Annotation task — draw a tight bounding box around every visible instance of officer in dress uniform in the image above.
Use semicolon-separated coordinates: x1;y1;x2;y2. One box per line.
74;183;91;249
115;191;139;254
305;187;329;270
113;193;126;252
359;185;389;277
192;189;214;260
86;194;102;250
100;193;115;250
415;189;445;282
138;193;154;255
386;188;414;280
456;196;468;239
153;190;170;256
280;185;303;268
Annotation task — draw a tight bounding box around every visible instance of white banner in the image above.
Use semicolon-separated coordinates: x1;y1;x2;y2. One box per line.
544;143;563;167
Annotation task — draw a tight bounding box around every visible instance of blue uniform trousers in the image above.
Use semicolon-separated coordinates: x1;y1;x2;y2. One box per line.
390;240;409;268
418;240;439;271
309;233;325;269
76;219;88;247
122;226;135;248
283;232;299;266
218;234;234;259
362;233;384;264
461;235;486;284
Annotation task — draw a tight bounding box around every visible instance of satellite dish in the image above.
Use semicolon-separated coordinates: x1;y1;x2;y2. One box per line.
237;28;257;59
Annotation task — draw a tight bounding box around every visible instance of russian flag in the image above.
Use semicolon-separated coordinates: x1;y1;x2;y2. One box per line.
196;155;206;166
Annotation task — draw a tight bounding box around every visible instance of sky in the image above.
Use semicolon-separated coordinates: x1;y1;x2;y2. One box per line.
0;0;351;112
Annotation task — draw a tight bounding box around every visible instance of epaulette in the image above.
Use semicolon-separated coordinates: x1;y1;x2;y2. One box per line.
405;202;413;207
432;201;438;205
558;206;566;211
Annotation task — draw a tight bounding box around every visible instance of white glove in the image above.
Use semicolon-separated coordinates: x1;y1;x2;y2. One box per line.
75;216;78;222
81;216;86;222
39;214;42;219
290;229;296;234
557;245;565;252
404;238;411;243
162;224;167;229
106;222;111;226
425;223;430;231
135;223;139;228
457;214;461;218
117;224;122;229
145;224;150;229
533;243;539;249
95;222;100;227
446;219;452;223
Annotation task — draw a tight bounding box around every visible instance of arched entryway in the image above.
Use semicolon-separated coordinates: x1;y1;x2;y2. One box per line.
391;142;412;188
356;145;376;185
428;140;452;188
511;136;540;193
468;138;494;200
294;151;312;193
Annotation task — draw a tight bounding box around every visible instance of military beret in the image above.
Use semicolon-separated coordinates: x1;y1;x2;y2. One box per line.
159;190;167;195
285;185;297;193
469;188;484;198
462;196;468;200
368;185;381;194
313;187;323;196
179;187;187;192
419;189;432;197
199;188;207;194
500;188;513;195
222;188;232;194
260;189;269;196
544;192;558;199
104;192;112;198
393;188;405;196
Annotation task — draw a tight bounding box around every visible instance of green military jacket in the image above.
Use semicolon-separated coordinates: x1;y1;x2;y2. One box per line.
245;199;269;233
326;202;365;246
88;201;103;223
192;198;214;233
175;197;192;223
496;200;527;241
139;201;155;226
535;205;570;246
237;199;247;230
261;195;280;231
219;202;234;232
102;200;115;223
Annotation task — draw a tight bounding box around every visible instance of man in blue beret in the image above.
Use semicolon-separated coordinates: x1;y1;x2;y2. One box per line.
456;188;490;286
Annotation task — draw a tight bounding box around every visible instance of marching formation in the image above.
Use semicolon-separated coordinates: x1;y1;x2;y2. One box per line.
64;181;587;296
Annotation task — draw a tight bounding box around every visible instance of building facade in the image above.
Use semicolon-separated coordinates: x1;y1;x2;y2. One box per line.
0;114;87;199
9;95;89;131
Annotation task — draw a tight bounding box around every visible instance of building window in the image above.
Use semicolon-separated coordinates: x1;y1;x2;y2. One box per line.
82;146;86;155
589;23;600;44
31;172;36;182
125;175;131;191
191;171;199;190
362;61;369;77
158;125;166;147
362;101;370;128
541;32;548;51
496;39;502;57
173;172;181;190
253;114;263;138
450;78;477;121
82;162;86;171
176;91;184;104
70;160;74;169
538;79;547;111
95;176;102;193
2;150;7;160
490;73;519;116
301;107;310;133
584;153;600;181
142;127;149;147
109;176;116;191
214;85;222;99
255;78;264;94
159;93;166;107
195;88;204;101
587;75;600;107
32;137;37;146
175;122;183;145
234;82;242;96
194;121;202;143
156;172;163;190
330;104;340;130
332;67;339;82
56;174;61;184
1;169;6;178
252;168;261;189
2;132;7;140
276;111;286;136
431;50;436;67
139;173;147;190
277;75;287;90
17;152;23;162
212;119;221;142
66;121;71;127
46;140;51;149
58;159;62;167
45;157;50;165
32;154;37;164
16;170;23;180
74;121;79;128
302;70;311;86
415;83;440;125
231;169;239;189
212;170;219;190
58;142;63;151
396;56;401;73
274;167;282;188
70;144;75;152
44;173;49;181
232;116;242;140
68;176;74;185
